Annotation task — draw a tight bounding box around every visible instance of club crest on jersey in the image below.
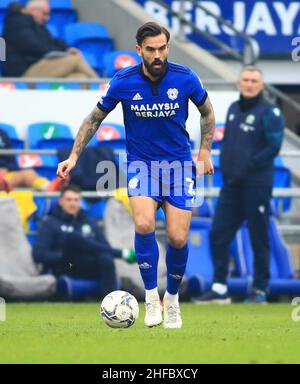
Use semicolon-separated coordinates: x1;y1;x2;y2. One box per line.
167;88;179;101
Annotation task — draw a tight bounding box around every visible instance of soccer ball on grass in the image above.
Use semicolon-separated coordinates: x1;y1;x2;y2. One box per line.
100;290;139;328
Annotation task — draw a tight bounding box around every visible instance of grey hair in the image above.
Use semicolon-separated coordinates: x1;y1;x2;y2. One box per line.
240;66;264;78
26;0;49;9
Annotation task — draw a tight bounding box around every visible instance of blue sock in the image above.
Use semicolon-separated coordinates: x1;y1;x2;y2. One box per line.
135;232;159;290
166;243;189;295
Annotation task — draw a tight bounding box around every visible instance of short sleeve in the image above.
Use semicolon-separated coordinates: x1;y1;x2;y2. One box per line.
188;70;207;106
97;76;121;113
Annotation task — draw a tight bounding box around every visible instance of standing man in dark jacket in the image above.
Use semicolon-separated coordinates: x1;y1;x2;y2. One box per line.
194;67;285;304
33;185;136;297
3;0;98;78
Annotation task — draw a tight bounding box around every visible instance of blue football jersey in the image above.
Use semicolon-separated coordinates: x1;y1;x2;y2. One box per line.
97;62;207;162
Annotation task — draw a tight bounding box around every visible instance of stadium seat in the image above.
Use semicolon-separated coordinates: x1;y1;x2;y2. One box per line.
103;51;141;77
89;122;126;151
273;156;292;214
17;154;59;180
186;218;214;280
64;22;114;75
28;122;74;149
57;276;102;299
48;0;77;36
0;122;24;149
85;199;107;220
211;122;225;150
46;24;59;38
83;52;101;74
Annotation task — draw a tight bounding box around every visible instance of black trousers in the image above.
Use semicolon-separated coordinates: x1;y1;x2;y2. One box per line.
211;184;272;292
64;252;118;297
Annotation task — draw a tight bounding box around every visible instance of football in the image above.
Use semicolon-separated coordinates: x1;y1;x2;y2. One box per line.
100;291;139;328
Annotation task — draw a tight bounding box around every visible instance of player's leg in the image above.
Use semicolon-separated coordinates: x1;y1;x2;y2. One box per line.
130;196;162;327
162;201;192;328
5;170;48;190
6;170;65;191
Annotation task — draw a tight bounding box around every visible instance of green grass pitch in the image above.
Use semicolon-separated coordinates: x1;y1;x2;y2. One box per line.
1;303;300;364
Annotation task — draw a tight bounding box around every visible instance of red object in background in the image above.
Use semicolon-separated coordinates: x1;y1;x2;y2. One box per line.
97;125;121;141
18;154;42;169
0;83;16;90
214;125;225;142
115;55;138;70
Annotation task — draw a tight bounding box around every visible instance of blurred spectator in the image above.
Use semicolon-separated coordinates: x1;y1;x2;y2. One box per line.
33;185;136;297
0;128;64;192
3;0;98;78
193;67;285;304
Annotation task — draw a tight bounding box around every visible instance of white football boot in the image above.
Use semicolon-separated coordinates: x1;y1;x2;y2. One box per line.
163;303;182;329
144;299;163;327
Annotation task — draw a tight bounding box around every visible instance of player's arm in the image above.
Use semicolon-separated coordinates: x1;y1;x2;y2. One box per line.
197;96;216;175
57;106;108;179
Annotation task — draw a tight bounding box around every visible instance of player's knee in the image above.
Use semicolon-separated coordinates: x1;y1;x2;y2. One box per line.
168;232;188;249
135;217;155;234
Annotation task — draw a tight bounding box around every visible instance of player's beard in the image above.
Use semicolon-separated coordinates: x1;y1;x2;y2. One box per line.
143;57;168;79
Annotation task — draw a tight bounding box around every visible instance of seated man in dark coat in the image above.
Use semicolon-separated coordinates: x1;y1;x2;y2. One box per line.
2;0;98;78
33;185;136;298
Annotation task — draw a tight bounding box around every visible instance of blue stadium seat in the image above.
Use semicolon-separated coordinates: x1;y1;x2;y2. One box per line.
46;23;59;38
57;276;102;299
64;22;114;75
28;122;74;149
89;122;126;151
17;154;59;180
103;51;141;77
85;199;107;220
0;122;24;149
83;52;101;74
193;200;213;218
273;156;292;214
186;218;214;281
48;0;77;36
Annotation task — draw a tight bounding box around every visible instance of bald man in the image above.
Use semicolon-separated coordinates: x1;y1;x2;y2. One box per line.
3;0;98;78
194;67;285;304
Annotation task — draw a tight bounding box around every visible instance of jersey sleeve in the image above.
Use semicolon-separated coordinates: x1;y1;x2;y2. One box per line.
97;76;121;113
188;70;208;106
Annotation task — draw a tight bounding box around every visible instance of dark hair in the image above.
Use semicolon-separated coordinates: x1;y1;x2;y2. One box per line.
60;184;81;197
136;22;170;46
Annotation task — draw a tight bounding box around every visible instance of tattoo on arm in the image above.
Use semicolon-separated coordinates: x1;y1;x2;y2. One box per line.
198;97;216;152
72;107;108;158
